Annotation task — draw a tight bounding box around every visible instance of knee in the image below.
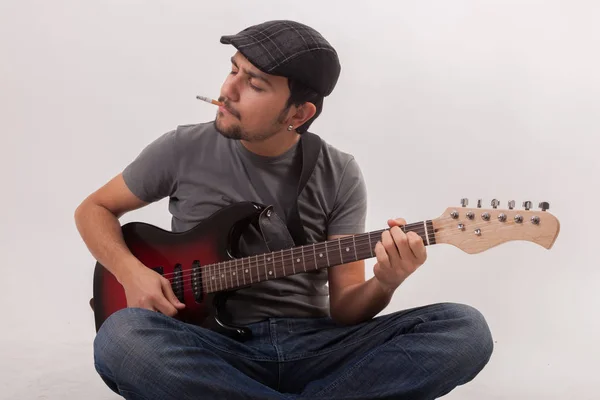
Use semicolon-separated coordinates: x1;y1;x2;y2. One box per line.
93;308;162;377
441;303;494;366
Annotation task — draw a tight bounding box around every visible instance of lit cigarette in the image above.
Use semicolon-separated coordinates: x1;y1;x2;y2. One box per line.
196;95;224;106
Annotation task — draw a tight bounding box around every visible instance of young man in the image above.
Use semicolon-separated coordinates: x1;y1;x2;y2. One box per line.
75;20;493;400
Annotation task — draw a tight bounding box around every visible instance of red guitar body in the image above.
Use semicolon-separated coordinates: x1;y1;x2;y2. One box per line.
92;201;264;338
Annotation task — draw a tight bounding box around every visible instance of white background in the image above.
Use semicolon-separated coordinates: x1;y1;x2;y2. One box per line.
1;0;598;399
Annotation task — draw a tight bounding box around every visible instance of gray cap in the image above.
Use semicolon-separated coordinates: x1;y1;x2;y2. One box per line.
220;20;341;97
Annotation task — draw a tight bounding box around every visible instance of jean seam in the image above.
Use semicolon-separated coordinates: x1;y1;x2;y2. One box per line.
282;316;425;361
270;320;283;392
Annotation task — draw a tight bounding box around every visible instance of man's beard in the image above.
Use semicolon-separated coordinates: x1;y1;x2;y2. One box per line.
213;108;289;143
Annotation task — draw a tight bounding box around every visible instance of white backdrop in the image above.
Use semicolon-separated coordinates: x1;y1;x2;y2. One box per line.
1;0;598;399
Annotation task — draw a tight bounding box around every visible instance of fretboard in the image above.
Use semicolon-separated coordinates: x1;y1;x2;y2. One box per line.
203;220;436;293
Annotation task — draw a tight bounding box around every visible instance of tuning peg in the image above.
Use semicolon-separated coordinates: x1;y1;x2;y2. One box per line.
523;201;532;210
508;200;515;210
539;201;550;211
461;198;469;207
491;199;500;209
477;199;482;208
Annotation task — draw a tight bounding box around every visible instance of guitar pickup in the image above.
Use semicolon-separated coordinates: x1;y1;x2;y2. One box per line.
192;260;203;303
172;264;184;304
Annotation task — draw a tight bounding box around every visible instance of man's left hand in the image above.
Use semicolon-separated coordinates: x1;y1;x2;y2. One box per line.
373;218;428;293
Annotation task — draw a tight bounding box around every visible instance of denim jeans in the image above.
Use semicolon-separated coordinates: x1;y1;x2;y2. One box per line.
94;302;493;400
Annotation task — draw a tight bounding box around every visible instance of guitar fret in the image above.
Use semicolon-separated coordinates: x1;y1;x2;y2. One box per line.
207;266;212;292
271;254;276;278
213;264;217;290
352;236;358;261
301;246;306;272
338;238;344;264
291;248;296;274
368;232;374;257
235;259;239;288
312;244;318;270
226;261;231;289
207;263;211;292
263;254;268;280
255;255;260;283
214;263;219;291
222;261;226;290
220;264;225;290
228;260;233;289
221;261;226;290
228;261;232;289
244;258;251;284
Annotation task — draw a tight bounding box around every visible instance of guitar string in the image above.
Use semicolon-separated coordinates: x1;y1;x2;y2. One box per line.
152;213;536;282
150;216;544;291
149;214;459;280
159;217;544;294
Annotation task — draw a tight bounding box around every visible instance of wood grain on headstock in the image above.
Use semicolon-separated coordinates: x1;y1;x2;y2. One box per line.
432;207;560;254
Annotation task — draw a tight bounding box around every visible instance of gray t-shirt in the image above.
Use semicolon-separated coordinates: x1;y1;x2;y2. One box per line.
122;121;367;325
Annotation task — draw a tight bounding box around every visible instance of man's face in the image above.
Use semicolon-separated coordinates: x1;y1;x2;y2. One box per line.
214;52;293;142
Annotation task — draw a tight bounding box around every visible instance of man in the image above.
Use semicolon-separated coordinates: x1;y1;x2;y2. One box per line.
75;20;493;400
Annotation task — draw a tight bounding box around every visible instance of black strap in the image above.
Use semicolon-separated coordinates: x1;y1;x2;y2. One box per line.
244;131;322;246
287;131;322;245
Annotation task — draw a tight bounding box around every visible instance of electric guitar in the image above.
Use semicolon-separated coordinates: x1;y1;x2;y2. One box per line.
90;199;560;339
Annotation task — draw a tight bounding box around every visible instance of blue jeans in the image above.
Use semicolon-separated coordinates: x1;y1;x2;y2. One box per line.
94;302;493;399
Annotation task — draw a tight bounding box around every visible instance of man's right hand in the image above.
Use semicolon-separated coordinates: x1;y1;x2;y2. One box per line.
120;263;186;317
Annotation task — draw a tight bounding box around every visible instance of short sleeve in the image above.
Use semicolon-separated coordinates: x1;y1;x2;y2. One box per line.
122;130;179;203
327;157;368;236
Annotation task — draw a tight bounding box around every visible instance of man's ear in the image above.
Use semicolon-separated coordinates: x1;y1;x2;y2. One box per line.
288;102;317;130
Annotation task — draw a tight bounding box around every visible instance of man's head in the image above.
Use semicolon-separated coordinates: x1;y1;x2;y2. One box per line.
214;20;340;142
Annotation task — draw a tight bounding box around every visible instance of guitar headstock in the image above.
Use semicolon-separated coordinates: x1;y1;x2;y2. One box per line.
432;199;560;254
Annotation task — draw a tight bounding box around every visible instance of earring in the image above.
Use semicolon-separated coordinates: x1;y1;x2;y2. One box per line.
287;125;293;131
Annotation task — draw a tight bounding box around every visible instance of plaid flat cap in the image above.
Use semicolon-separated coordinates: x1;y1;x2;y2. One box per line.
220;20;341;97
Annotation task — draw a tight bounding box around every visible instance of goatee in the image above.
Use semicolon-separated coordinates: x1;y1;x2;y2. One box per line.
214;117;245;140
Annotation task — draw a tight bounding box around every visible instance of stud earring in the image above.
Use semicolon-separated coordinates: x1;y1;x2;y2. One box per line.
287;125;293;131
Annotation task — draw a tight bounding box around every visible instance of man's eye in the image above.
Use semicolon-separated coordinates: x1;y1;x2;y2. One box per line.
250;83;264;92
230;70;238;75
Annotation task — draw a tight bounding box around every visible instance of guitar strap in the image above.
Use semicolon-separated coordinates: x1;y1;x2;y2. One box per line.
244;131;322;247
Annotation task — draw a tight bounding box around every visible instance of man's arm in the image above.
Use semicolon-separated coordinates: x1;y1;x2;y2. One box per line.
75;173;185;316
328;251;393;326
325;156;425;324
328;219;428;326
75;172;148;283
75;129;185;315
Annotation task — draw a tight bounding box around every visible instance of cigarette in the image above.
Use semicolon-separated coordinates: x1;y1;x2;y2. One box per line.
196;95;224;106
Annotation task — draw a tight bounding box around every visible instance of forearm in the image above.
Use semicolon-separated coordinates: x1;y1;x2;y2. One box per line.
330;277;396;325
74;202;141;284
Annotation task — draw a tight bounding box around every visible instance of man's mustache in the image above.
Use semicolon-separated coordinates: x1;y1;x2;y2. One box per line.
218;97;241;119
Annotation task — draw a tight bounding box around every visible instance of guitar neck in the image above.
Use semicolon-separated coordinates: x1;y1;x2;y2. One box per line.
203;220;435;293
